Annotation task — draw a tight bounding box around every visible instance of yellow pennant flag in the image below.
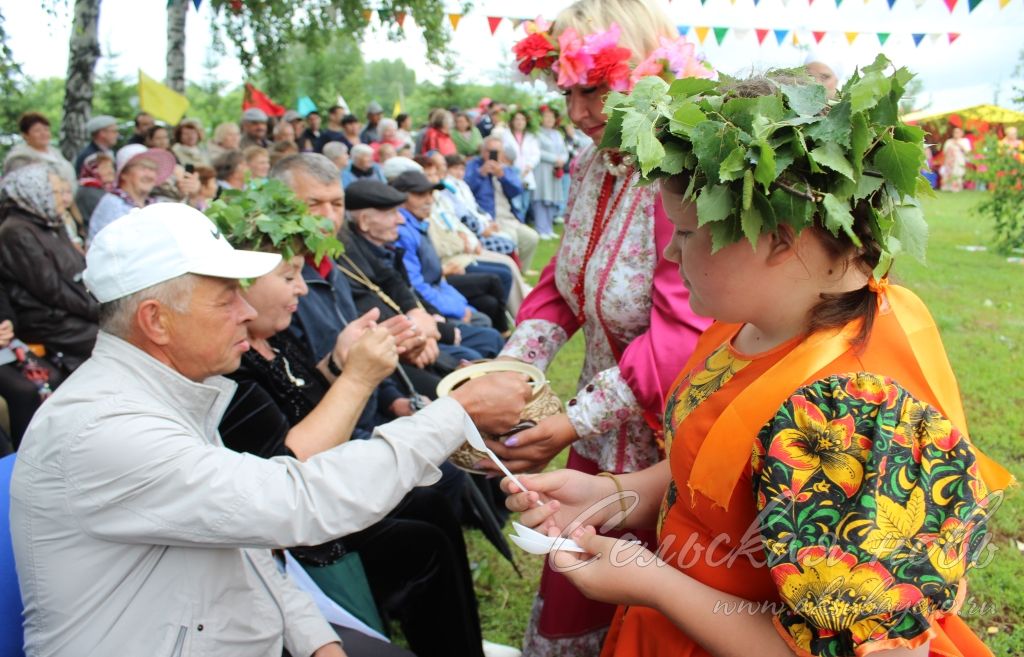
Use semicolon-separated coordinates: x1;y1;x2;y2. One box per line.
694;26;710;44
138;70;189;125
998;0;1010;7
845;31;859;44
448;13;462;30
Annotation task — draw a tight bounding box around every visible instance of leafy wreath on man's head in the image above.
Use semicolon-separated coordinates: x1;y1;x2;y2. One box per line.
601;54;931;278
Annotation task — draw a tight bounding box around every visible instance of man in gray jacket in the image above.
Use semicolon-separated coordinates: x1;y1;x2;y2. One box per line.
9;203;530;657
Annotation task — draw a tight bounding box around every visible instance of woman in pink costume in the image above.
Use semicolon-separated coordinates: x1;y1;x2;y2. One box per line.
489;1;713;654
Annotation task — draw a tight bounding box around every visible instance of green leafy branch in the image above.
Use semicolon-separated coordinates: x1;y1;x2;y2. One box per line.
205;178;344;267
601;55;933;276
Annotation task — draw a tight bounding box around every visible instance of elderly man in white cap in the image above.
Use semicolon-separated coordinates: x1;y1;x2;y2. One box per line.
73;114;120;173
241;107;271;148
10;202;530;657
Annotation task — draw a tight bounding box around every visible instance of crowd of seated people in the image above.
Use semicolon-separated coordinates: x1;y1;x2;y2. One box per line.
0;98;592;654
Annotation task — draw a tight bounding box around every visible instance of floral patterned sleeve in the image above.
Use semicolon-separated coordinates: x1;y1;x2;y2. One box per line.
501;318;570;372
751;373;995;657
565;366;640;440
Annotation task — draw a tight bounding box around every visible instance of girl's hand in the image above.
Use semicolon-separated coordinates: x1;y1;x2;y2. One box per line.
486;413;578;473
500;469;619;536
551;526;664;609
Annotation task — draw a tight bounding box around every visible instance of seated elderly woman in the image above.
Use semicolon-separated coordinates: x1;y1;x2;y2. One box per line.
213;203;518;657
74;152;115;224
87;144;177;242
171;118;210;168
370;118;404;162
0;163;98;372
207;121;242;161
342;144;386;188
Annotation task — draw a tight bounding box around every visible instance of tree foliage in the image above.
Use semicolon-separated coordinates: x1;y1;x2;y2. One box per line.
208;0;467;97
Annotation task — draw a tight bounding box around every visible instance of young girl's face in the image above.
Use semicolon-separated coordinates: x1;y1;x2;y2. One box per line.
660;182;774;323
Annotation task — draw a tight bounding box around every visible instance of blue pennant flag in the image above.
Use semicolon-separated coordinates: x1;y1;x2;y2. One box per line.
774;29;789;45
912;33;926;46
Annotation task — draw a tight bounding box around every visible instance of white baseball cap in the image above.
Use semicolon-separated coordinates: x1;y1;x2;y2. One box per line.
84;203;281;303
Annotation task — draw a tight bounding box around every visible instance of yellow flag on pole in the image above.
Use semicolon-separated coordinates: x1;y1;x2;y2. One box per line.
393;99;402;118
138;70;190;125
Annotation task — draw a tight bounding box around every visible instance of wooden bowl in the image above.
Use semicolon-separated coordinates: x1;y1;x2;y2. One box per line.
436;361;563;474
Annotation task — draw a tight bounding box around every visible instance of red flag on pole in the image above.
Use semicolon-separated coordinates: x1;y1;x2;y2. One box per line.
243;83;286;117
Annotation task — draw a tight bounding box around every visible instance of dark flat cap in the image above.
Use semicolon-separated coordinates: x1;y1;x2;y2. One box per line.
346;179;408;210
390;170;444;194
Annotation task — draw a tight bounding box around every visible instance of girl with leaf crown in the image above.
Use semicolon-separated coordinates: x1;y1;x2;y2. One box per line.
503;60;1013;657
497;0;714;653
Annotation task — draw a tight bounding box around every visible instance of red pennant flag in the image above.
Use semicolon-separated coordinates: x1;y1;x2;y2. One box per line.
243;83;286;117
812;30;827;43
394;11;406;28
755;28;770;44
487;16;502;34
948;32;961;42
944;0;958;10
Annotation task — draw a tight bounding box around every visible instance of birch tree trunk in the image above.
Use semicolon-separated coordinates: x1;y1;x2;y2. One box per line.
59;0;102;161
166;0;187;94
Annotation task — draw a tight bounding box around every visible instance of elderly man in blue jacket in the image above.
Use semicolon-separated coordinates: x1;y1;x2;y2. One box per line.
463;135;540;274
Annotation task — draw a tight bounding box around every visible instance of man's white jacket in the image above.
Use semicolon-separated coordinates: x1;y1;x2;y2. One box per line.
11;331;469;657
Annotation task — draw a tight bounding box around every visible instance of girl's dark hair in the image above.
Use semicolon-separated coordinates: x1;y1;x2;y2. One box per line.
804;199;883;347
145;125;168;143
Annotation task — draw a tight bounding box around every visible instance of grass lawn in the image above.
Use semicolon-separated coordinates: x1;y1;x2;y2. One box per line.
465;190;1024;652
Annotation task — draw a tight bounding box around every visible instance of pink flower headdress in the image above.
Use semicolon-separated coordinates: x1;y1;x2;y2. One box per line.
512;18;713;92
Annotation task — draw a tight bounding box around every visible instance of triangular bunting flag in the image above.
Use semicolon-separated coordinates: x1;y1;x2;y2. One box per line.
929;32;943;43
792;32;800;45
714;27;729;44
733;28;751;41
695;27;711;44
678;25;691;36
967;0;982;11
756;28;770;44
809;0;816;5
913;0;928;7
812;30;827;43
835;0;844;6
774;29;789;44
362;9;373;21
192;0;201;9
487;16;502;35
394;11;406;28
944;0;958;11
948;31;961;42
845;31;859;44
700;0;708;5
448;13;462;30
877;32;891;44
998;0;1010;7
754;0;760;6
886;0;897;7
912;33;926;45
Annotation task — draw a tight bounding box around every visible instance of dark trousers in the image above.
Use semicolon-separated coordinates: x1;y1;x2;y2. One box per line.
0;362;57;450
447;272;508;333
344;487;485;657
466;261;512;303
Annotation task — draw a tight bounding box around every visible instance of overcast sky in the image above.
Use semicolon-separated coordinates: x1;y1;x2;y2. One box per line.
4;0;1023;114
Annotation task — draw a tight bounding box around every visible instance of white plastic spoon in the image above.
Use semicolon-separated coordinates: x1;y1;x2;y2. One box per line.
462;416;544;507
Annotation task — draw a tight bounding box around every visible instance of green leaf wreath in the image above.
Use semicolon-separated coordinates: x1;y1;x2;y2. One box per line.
204;179;344;267
600;54;932;277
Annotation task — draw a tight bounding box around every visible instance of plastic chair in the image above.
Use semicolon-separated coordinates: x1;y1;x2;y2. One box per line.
0;454;25;656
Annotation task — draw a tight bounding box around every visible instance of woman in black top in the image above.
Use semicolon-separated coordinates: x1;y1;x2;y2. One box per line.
218;251;498;657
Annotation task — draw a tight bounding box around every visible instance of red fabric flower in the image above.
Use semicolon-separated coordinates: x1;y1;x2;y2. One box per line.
586;45;633;90
513;33;556;75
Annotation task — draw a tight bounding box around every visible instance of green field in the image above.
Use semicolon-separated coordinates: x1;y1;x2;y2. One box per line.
466;190;1024;652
